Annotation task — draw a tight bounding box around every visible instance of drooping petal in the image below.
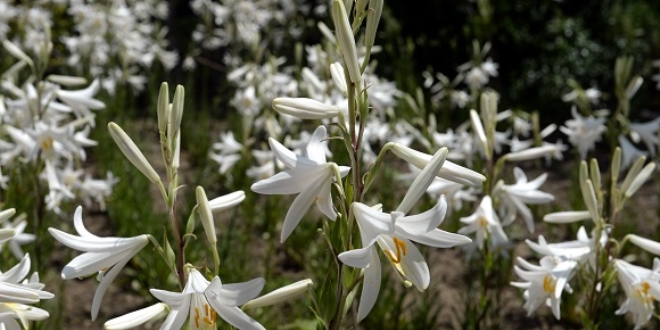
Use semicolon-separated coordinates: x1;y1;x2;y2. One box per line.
208;301;265;330
73;206;96;238
91;253;134;321
158;303;189;330
315;179;337;220
280;176;327;242
48;228;148;253
338;246;374;268
357;249;381;322
150;289;189;310
62;250;130;279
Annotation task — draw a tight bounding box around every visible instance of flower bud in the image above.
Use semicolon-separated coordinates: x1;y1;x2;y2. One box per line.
505;145;559;162
157;82;169;134
108;123;160;184
397;148;447;214
628;234;660;256
168;85;184;149
330;62;347;93
365;0;383;51
196;186;216;245
272;97;339;119
390;143;486;186
625;162;655;198
2;40;33;68
243;279;313;309
331;0;362;89
470;109;489;157
46;75;87;86
104;303;168;330
544;211;591;223
208;191;245;212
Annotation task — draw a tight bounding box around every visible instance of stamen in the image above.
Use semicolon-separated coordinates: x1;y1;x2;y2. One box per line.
194;307;200;328
384;237;408;264
543;275;555;293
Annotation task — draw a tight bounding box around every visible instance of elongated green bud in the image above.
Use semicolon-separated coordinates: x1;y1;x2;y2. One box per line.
168;85;184;150
157;83;169;134
243;279;313;309
332;0;362;89
272;97;340;119
108;123;160;183
46;75;87;86
365;0;383;51
196;186;216;245
2;40;33;68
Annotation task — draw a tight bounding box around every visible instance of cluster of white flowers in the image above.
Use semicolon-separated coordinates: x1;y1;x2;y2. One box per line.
0;211;53;329
1;0;177;95
0;43;116;215
512;150;657;327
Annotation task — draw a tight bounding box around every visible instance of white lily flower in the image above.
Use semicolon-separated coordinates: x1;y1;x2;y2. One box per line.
48;206;149;320
459;196;508;250
618;135;647;170
526;229;591;261
338;150;470;321
0;254;53;328
150;268;265;330
560;107;606;159
496;167;554;232
251;126;350;242
339;196;470;321
0;214;35;260
613;259;660;329
511;256;576;319
629;118;660;156
56;79;105;118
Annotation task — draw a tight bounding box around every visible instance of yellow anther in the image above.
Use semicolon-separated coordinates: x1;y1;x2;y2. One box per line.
384;237;408;264
478;216;488;227
543;275;556;294
194;307;200;328
41;136;54;151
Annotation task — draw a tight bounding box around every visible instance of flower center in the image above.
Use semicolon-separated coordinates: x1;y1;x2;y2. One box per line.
383;237;408;264
635;281;654;305
41;136;54;152
543;275;555;294
478;216;489;228
193;302;217;329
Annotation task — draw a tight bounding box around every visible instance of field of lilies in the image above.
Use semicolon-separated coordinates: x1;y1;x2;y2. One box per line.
1;0;660;329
